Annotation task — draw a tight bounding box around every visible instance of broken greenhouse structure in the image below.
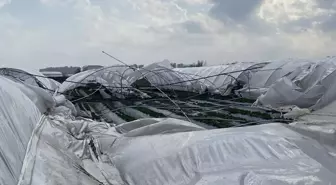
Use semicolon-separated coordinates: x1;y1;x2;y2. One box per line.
3;57;336;185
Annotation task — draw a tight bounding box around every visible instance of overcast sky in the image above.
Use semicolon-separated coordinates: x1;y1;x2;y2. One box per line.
1;0;336;71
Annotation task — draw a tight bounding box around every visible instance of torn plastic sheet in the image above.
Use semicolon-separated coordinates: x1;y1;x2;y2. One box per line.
18;116;103;185
257;77;325;108
18;110;336;185
238;59;314;99
244;59;313;90
255;58;336;110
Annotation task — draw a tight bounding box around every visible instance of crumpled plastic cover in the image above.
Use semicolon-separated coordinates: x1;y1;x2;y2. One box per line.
105;123;336;185
127;60;206;92
18;107;336;185
18;116;103;185
256;58;336;110
58;60;267;95
0;76;42;185
174;62;267;95
244;59;313;91
58;66;133;93
0;68;60;92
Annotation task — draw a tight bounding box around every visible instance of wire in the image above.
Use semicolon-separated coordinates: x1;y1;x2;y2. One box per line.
1;65;270;105
1;60;280;97
25;65;280;89
102;51;192;122
0;59;291;129
71;84;104;103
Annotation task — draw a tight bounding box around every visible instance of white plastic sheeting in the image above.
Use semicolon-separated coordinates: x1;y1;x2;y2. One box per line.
17;105;336;185
18;116;103;185
127;60;205;92
6;60;336;185
0;76;42;185
299;96;336;122
239;59;313;99
174;62;267;95
17;114;205;185
59;61;206;93
0;68;60;91
59;60;268;95
3;67;336;184
36;75;60;91
107;123;336;185
253;57;336;110
59;66;133;93
0;75;55;113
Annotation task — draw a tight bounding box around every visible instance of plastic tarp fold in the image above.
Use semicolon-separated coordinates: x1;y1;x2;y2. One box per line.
248;59;312;89
299;94;336;122
255;58;336;109
0;68;60;91
239;59;313;99
59;66;133;93
18;116;102;185
103;123;336;185
257;77;325;108
17;115;204;185
0;76;42;185
18;107;336;185
0;76;55;113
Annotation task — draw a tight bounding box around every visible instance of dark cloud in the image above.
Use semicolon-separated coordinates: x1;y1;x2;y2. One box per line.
209;0;264;23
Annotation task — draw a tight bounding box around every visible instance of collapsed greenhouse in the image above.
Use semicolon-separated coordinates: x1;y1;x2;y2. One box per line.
3;57;336;185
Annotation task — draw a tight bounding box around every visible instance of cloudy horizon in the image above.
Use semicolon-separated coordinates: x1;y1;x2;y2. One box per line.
1;0;336;71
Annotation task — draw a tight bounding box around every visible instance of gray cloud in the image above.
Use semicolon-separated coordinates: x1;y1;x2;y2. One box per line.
209;0;263;23
208;0;275;35
316;1;336;32
316;0;336;9
320;15;336;32
281;17;318;33
306;0;336;32
208;0;336;35
181;20;205;33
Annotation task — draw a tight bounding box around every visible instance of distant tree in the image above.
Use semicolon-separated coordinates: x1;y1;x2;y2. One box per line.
196;60;206;67
171;60;207;68
177;63;184;68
